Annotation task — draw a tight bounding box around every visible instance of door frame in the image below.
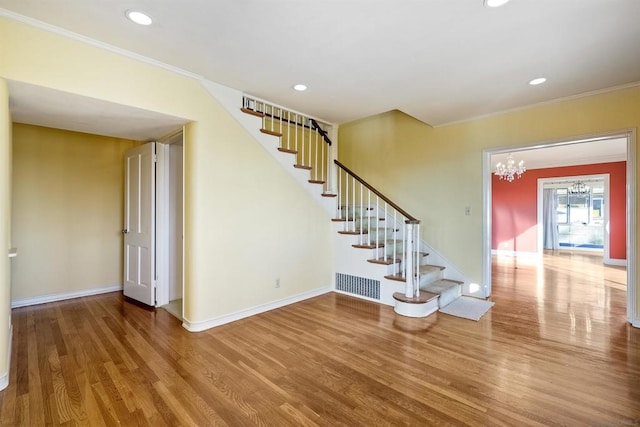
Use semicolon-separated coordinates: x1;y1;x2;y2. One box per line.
536;174;611;261
482;129;637;326
156;129;184;308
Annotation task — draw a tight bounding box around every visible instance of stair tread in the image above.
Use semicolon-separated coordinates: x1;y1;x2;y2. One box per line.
277;147;298;154
336;217;386;222
367;253;430;265
338;230;368;235
385;264;442;282
422;264;446;271
240;107;265;118
321;193;338;198
393;291;438;304
260;128;282;137
332;227;400;234
367;257;401;265
423;279;464;293
308;179;326;184
353;243;384;249
294;164;312;170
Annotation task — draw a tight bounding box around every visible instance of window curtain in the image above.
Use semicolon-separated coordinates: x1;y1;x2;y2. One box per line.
543;188;559;250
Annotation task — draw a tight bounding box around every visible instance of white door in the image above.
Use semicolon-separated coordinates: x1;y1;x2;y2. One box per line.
123;142;156;306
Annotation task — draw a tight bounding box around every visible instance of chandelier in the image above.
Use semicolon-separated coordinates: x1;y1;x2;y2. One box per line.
495;153;526;182
568;181;590;195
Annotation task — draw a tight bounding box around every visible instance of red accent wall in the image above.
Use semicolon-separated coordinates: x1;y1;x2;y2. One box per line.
492;161;626;259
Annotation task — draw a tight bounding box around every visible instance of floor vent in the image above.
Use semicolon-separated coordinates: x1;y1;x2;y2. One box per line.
336;273;380;300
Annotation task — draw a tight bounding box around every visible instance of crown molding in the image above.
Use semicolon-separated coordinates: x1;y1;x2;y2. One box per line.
436;81;640;128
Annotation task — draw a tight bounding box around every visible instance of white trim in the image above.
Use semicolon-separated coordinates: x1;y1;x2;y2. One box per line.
155;142;170;307
536;174;610;259
0;324;12;391
605;258;627;267
626;130;637;325
0;9;203;81
11;285;123;308
491;249;541;259
182;286;332;332
437;81;640;128
482;149;493;297
633;319;640;329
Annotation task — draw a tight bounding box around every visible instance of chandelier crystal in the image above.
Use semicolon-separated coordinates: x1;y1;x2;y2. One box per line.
495;153;526;182
568;181;590;195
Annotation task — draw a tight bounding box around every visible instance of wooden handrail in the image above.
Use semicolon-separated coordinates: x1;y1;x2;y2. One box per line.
334;160;419;223
310;119;332;146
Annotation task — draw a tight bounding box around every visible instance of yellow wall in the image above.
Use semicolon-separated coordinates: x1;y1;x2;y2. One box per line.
0;79;12;386
0;18;333;328
339;86;640;316
11;124;139;300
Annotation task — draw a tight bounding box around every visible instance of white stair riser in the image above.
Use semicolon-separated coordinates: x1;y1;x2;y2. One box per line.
394;299;439;317
419;269;443;287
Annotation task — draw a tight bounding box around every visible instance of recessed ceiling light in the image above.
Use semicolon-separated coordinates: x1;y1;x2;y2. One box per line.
126;10;153;26
293;84;308;92
529;77;547;86
484;0;511;7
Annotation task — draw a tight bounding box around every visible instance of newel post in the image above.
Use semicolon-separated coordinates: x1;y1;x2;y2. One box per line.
404;220;421;298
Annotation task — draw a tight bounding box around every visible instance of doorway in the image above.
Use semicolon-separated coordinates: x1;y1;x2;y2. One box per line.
483;130;637;324
538;175;610;259
156;131;184;319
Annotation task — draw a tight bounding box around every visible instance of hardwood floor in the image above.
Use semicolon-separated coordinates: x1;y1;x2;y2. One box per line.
1;253;638;426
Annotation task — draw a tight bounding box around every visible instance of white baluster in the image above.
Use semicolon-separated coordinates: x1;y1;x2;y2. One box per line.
394;210;398;275
351;174;356;230
315;130;319;181
384;202;388;259
307;119;312;169
359;182;364;243
367;190;371;248
321;134;325;189
336;166;341;219
301;117;305;167
415;223;420;297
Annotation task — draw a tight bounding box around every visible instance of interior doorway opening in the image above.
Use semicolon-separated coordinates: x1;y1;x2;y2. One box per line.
483;130;636;325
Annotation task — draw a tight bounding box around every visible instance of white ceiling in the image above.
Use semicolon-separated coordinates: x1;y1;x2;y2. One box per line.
1;1;638;150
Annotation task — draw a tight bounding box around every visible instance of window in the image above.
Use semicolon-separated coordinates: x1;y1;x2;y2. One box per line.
557;188;568;224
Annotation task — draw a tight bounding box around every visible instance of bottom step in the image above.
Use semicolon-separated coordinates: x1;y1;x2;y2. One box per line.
422;279;463;308
393;291;438;318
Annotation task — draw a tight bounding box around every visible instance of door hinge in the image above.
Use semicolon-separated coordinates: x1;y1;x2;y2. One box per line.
153;153;157;163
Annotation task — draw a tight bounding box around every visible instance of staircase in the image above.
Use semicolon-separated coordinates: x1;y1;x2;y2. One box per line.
235;94;465;317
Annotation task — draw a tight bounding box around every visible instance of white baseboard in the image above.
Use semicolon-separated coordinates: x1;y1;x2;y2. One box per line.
182;286;332;332
11;284;123;308
0;323;12;391
632;319;640;329
604;258;627;267
491;249;540;259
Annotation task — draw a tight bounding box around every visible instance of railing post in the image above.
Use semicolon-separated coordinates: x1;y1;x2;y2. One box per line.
327;126;339;195
405;221;415;298
414;222;421;297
